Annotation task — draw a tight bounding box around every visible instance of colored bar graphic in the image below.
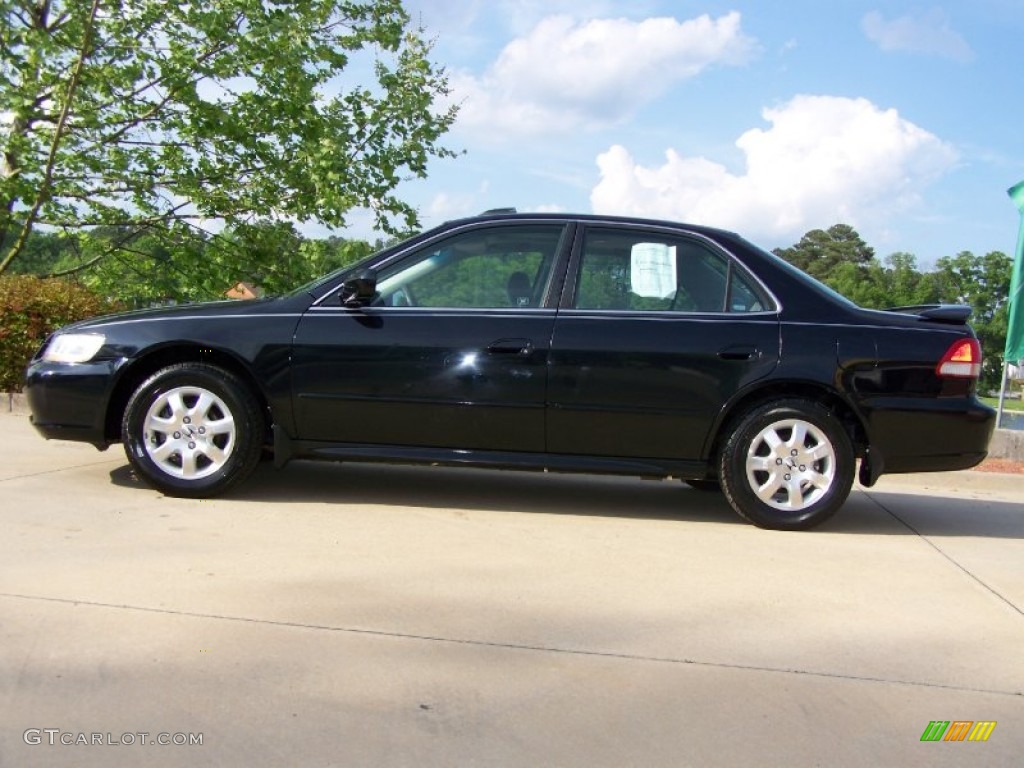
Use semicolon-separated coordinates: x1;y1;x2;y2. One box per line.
920;720;996;742
944;722;973;741
968;722;997;742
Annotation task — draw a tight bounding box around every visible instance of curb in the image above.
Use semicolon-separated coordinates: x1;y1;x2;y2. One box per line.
988;428;1024;462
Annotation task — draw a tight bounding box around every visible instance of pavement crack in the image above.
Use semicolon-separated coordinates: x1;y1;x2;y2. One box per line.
2;591;1021;699
864;490;1024;619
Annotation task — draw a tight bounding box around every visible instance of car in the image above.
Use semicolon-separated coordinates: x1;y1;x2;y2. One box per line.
24;211;996;530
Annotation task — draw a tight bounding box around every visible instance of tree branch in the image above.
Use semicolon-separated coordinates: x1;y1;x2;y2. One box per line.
0;0;102;274
42;216;178;278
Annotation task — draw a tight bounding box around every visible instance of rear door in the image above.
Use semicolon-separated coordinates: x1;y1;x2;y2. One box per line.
547;224;780;460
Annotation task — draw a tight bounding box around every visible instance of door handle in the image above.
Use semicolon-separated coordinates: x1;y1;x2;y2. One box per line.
487;338;534;356
717;345;758;361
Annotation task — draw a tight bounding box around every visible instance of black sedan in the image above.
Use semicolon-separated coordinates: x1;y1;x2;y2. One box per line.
25;212;996;529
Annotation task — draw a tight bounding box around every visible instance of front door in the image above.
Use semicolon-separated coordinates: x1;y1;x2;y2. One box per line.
291;222;570;452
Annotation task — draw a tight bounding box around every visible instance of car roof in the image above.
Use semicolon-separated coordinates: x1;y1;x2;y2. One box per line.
441;211;741;240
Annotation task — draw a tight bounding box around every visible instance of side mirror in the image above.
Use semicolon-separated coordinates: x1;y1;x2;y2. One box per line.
339;270;378;307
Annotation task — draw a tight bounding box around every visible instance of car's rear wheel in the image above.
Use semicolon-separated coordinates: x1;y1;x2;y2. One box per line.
718;399;854;530
122;363;264;497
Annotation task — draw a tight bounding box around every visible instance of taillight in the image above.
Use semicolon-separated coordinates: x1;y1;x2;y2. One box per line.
935;338;982;378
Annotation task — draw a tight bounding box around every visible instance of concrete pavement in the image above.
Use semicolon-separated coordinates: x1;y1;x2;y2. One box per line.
1;411;1022;767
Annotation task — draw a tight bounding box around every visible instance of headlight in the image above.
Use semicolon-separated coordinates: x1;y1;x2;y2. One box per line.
42;333;106;363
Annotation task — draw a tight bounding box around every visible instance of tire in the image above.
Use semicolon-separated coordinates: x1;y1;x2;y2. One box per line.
684;478;721;492
122;363;264;498
717;399;854;530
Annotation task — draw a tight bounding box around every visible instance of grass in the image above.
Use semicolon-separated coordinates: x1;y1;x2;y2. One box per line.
981;395;1024;412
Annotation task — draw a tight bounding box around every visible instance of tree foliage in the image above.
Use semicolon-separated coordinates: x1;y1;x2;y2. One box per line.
3;222;375;304
0;0;456;274
772;224;875;280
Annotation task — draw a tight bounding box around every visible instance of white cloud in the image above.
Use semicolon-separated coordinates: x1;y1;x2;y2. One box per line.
590;95;958;243
494;0;623;35
420;184;565;226
450;12;755;140
423;181;493;222
862;9;973;62
533;203;566;213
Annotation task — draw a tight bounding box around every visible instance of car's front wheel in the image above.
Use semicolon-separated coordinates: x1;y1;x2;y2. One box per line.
122;363;264;497
718;399;854;530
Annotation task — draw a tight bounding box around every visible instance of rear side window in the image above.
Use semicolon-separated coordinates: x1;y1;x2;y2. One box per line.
573;228;769;313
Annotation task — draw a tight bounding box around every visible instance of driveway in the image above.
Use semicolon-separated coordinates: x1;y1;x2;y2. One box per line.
1;412;1022;767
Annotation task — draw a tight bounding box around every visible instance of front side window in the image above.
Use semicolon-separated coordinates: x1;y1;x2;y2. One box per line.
574;229;769;313
374;225;566;309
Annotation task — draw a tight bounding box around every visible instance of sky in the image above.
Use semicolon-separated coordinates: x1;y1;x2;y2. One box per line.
341;0;1024;267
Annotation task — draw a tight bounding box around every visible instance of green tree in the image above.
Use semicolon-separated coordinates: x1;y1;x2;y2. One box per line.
880;252;940;307
74;221;375;304
775;223;891;307
0;0;456;274
829;251;945;310
0;228;71;275
77;224;212;305
776;229;945;310
201;220;375;297
826;260;888;308
772;224;875;280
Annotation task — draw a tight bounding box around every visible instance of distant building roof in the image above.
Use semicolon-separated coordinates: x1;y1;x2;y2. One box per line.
224;281;263;300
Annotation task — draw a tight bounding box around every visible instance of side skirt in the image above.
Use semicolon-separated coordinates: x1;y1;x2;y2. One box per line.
273;427;708;480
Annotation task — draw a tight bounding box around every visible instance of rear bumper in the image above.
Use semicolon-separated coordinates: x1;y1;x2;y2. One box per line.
860;396;996;477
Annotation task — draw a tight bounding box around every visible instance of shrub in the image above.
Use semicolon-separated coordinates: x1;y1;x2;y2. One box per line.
0;276;123;392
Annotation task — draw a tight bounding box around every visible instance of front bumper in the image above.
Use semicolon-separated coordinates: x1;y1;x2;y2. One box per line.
24;359;120;447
